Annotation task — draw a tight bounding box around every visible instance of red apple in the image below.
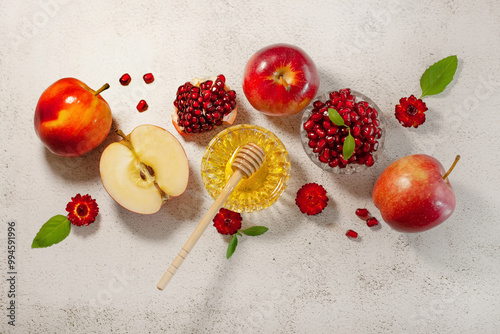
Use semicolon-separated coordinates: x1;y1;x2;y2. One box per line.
372;154;460;233
34;78;112;157
242;43;320;116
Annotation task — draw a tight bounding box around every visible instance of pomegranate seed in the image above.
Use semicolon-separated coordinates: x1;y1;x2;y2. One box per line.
355;208;371;220
366;217;379;227
339;154;348;165
308;132;318;140
313;100;325;109
329;159;339;167
317;139;327;151
217;74;226;83
362;125;374;138
327;126;338;135
365;155;375;167
136;100;148;112
143;73;154;84
304;120;315;132
346;230;358;238
311;113;323;122
308;139;318;148
315;128;326;138
352;124;361;137
319;154;328;163
119;73;131;86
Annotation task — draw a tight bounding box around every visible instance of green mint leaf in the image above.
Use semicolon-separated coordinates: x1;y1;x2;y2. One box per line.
328;108;345;127
226;235;238;259
343;131;355;160
32;215;71;248
241;226;269;236
420;55;458;98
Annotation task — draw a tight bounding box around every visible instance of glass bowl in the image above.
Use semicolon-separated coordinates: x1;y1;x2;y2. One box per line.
300;89;385;174
201;124;291;213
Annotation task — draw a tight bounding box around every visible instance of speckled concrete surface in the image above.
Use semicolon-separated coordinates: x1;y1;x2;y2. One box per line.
1;0;499;333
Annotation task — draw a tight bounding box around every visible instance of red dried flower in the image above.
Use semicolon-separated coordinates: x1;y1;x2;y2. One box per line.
295;183;329;215
213;208;242;235
395;95;428;128
65;194;99;226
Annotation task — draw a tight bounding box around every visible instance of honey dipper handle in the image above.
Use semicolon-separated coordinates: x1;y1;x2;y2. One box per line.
157;169;244;290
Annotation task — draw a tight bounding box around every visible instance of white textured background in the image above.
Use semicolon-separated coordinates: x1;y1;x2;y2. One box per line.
1;0;500;333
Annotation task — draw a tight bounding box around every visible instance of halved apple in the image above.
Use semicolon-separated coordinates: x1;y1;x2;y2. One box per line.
99;124;189;214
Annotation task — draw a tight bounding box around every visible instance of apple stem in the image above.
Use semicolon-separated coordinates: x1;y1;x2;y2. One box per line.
115;129;126;140
442;155;461;181
279;76;291;92
94;83;110;96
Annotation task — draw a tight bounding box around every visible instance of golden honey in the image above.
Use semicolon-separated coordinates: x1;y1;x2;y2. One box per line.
201;124;291;213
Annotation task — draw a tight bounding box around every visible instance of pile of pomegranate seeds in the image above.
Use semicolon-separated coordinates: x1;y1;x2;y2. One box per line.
143;73;154;84
303;88;382;168
173;75;236;134
119;73;131;86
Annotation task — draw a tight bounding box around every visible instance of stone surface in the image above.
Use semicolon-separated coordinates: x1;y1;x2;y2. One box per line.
1;0;499;333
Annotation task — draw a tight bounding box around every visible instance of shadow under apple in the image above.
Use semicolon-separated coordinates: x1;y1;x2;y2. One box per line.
43;118;122;182
116;170;208;241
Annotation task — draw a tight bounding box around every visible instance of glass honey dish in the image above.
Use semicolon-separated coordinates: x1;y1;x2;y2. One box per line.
201;124;291;213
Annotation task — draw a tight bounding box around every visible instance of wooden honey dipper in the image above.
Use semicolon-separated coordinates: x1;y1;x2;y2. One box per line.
157;142;266;290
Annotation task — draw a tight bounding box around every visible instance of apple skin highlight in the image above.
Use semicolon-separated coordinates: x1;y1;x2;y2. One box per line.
34;78;112;157
372;154;456;233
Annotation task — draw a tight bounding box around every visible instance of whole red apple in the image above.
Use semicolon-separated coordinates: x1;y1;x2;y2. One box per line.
243;43;320;116
372;154;460;233
34;78;112;157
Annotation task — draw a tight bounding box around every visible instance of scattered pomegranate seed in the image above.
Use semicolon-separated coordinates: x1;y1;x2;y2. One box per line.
119;73;131;86
355;208;371;220
366;217;379;227
136;100;148;112
346;230;358;238
143;73;154;84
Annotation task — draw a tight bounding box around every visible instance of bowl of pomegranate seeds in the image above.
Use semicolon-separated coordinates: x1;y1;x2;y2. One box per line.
300;88;385;174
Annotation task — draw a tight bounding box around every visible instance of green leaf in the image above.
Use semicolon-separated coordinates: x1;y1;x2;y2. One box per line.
343;131;355;160
32;215;71;248
420;55;458;98
328;108;345;127
226;235;238;259
241;226;269;236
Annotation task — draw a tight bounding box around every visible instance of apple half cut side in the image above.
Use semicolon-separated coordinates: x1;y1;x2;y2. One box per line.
99;124;189;214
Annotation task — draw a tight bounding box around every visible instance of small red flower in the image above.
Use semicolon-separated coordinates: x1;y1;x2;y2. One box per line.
395;95;428;128
213;208;242;235
295;183;329;215
65;194;99;226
